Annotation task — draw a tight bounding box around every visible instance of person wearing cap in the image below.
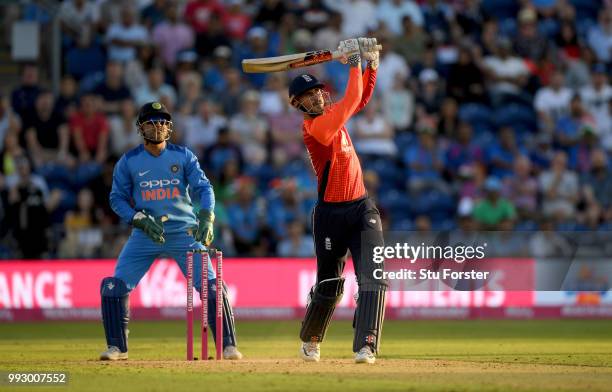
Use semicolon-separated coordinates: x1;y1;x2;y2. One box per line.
100;101;242;361
472;176;517;230
288;38;385;364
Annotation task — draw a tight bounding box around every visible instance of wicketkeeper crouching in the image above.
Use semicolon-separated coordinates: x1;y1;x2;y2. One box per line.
99;102;241;361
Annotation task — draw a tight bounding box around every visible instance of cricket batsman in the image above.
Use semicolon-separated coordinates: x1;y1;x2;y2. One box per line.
99;101;241;360
289;38;386;364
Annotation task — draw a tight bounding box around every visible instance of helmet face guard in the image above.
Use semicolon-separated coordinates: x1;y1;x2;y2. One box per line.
290;88;332;116
137;116;173;144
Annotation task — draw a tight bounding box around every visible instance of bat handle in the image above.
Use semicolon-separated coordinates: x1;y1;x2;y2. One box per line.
332;45;383;60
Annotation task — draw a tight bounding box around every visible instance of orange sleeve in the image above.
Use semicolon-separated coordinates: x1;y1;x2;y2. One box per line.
353;67;377;115
307;66;363;146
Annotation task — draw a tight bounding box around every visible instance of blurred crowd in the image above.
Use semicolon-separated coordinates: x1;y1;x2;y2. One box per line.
0;0;611;259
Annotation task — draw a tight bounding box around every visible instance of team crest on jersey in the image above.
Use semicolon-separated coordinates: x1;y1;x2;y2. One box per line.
171;164;179;173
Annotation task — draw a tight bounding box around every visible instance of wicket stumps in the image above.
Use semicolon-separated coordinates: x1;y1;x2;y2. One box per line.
186;248;223;361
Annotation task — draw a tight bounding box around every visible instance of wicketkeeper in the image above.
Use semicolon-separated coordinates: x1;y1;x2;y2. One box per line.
99;101;241;360
289;38;387;364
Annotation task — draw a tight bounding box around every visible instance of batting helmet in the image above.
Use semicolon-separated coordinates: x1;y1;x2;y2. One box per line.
137;101;171;125
288;74;324;101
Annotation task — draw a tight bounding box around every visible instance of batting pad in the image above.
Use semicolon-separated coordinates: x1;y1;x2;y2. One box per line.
353;285;386;353
299;277;345;343
100;277;130;353
206;280;238;348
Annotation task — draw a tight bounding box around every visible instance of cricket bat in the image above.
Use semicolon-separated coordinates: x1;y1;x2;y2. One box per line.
241;45;382;73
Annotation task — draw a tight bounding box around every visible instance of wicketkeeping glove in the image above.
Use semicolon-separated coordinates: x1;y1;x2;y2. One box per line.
132;211;166;244
195;209;215;246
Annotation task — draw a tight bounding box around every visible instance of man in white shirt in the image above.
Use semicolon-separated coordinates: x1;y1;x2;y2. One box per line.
534;70;572;131
580;64;611;136
483;38;529;105
376;0;423;34
105;6;148;63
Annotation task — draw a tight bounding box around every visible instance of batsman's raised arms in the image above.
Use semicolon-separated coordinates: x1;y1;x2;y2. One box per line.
242;44;382;73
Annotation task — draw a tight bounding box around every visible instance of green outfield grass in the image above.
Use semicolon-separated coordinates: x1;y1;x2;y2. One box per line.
0;319;611;391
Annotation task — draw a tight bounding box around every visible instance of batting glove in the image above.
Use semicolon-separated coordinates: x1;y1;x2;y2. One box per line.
132;211;166;244
195;209;215;246
338;38;361;67
359;37;379;70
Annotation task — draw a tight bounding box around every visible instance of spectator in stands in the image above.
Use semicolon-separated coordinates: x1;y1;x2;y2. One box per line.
267;179;305;240
422;0;452;35
141;0;167;29
11;64;40;119
222;0;251;41
514;7;548;61
502;155;538;219
0;94;21;154
376;38;410;93
353;99;396;159
21;90;70;167
582;149;612;226
226;177;262;255
237;27;275;89
555;21;581;60
445;121;482;178
229;90;268;166
539;151;579;221
555;94;596;162
268;95;303;161
330;0;377;37
254;0;287;29
5;157;61;258
55;75;78;119
133;66;177;107
404;120;447;194
204;127;244;181
382;73;414;132
587;8;612;63
105;6;148;63
215;68;245;117
580;64;611;138
0;132;26;176
534;70;572;132
176;72;202;116
377;0;423;35
259;73;287;116
487;126;525;179
277;219;314;257
437;97;459;139
416;68;444;116
58;0;99;42
93;61;131;115
184;99;226;155
69;93;109;163
447;45;486;104
184;0;225;56
393;15;427;68
483;37;530;106
66;28;106;81
472;177;516;230
152;3;194;71
108;100;140;158
59;188;103;258
313;11;342;51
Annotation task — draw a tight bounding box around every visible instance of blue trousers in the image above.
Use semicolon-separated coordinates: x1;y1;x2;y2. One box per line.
115;230;215;291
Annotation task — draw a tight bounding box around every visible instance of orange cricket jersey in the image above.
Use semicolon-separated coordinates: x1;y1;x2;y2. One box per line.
303;66;377;202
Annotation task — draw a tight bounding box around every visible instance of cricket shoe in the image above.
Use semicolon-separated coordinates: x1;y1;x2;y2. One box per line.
100;346;128;361
354;345;376;364
223;346;243;360
300;342;320;362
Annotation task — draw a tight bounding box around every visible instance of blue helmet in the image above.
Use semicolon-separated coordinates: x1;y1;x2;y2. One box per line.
288;74;325;101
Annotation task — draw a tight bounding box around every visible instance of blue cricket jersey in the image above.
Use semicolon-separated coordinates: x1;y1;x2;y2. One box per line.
109;143;214;234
